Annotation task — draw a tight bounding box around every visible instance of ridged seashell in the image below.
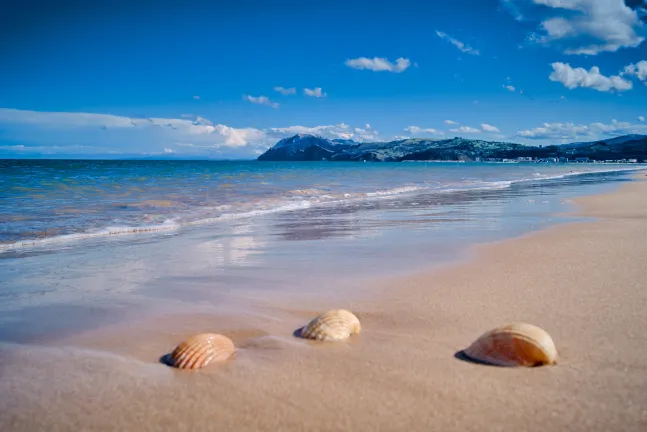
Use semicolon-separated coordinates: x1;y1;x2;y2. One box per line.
170;333;235;369
300;309;361;341
464;323;558;367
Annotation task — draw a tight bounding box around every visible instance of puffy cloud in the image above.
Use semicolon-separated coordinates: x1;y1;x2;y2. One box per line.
404;126;445;136
435;31;481;55
516;119;647;140
303;87;327;98
268;123;355;140
623;60;647;81
354;125;380;141
274;86;296;95
0;108;381;158
638;116;646;122
549;62;633;92
481;124;501;133
345;57;411;73
449;126;481;134
444;120;459;125
193;95;200;100
244;95;279;108
504;0;645;55
504;85;516;92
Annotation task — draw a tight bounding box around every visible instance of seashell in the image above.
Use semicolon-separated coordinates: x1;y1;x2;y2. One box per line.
464;323;558;367
170;333;235;369
300;309;361;341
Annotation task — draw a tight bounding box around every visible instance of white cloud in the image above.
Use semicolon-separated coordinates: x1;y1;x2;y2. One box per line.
449;126;481;134
505;85;516;92
303;87;327;98
481;124;501;133
506;0;645;55
404;126;445;136
549;62;633;92
244;95;279;108
274;86;297;95
345;57;411;73
0;108;384;158
623;60;647;81
444;120;459;125
502;0;525;21
516;119;647;140
638;116;646;122
193;95;200;100
354;126;380;141
269;123;354;140
435;31;481;55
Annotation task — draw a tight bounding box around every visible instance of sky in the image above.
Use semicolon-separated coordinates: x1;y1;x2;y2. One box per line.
1;0;647;159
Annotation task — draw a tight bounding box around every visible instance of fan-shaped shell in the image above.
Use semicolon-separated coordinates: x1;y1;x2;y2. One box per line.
464;323;558;367
300;309;361;341
170;333;235;369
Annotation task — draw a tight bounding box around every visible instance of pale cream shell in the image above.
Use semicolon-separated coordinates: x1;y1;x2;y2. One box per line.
170;333;235;369
464;323;558;367
300;309;361;341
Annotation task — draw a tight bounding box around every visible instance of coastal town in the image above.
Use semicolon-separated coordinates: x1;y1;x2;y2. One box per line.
474;157;645;163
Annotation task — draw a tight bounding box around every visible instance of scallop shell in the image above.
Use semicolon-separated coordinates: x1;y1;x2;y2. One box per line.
300;309;361;341
464;323;558;367
170;333;235;369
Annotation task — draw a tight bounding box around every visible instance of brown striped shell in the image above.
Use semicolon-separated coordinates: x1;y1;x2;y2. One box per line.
464;323;558;367
170;333;235;369
300;309;361;341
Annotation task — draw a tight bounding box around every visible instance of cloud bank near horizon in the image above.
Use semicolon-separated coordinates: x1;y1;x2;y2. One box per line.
1;108;646;158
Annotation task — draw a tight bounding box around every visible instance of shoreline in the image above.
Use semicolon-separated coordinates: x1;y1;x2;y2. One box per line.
1;165;643;253
2;174;647;431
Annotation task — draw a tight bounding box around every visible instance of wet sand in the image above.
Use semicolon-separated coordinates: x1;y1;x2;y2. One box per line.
2;176;647;431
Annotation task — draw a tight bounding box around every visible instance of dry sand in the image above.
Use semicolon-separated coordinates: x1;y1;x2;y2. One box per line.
2;175;647;431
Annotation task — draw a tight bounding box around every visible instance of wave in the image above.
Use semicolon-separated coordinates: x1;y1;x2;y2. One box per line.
513;166;644;184
0;220;180;251
2;166;645;252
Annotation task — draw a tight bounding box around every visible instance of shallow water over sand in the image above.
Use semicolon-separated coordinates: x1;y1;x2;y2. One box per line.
1;168;646;431
0;168;639;343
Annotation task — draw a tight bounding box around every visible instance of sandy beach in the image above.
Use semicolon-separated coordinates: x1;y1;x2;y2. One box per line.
2;174;647;431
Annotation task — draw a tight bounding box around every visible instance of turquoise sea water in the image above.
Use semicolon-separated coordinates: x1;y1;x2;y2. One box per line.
1;160;644;250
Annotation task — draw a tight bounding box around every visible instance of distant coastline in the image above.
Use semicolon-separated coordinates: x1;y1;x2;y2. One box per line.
257;133;647;163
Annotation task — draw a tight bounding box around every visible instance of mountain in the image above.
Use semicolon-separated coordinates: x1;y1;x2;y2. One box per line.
257;134;647;162
559;134;647;160
257;134;356;161
566;134;647;148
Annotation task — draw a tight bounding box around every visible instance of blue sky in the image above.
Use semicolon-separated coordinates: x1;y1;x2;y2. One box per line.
1;0;647;159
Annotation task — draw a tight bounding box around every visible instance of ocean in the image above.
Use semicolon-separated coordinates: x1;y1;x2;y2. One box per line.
1;159;644;249
0;160;645;341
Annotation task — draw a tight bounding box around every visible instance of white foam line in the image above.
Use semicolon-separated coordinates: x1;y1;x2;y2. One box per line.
184;200;313;226
0;220;180;251
2;166;644;252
